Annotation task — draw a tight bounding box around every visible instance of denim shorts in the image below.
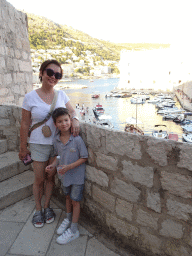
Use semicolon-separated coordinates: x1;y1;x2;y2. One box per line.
29;143;55;162
63;184;84;202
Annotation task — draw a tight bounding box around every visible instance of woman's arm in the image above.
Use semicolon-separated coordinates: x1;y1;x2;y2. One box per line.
65;101;80;136
19;109;31;160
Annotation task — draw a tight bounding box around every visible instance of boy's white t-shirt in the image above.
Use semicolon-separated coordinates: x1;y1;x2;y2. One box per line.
22;90;69;145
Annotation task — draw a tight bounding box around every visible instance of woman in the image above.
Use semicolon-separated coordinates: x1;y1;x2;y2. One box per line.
19;59;80;228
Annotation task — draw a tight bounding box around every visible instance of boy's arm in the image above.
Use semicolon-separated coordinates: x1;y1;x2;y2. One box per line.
58;158;88;174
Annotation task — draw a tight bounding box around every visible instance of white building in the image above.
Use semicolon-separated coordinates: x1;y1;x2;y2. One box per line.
118;47;192;91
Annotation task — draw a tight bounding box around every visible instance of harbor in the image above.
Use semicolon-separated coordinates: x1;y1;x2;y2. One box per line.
50;77;192;142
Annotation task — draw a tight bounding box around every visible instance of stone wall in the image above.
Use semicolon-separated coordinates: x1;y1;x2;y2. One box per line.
0;0;32;106
2;104;192;256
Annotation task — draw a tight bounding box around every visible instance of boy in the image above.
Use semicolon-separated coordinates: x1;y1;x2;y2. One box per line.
46;107;88;244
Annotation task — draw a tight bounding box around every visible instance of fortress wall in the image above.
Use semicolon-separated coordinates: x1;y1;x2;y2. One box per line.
1;104;192;255
0;0;32;106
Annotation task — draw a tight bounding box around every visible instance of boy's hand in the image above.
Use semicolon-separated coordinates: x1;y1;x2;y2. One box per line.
57;165;70;175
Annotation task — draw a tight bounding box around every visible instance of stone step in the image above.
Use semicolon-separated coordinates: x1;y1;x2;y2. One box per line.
0;151;31;182
0;139;7;154
0;170;34;210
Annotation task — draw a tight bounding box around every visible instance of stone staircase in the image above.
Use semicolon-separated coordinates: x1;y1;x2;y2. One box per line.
0;138;34;210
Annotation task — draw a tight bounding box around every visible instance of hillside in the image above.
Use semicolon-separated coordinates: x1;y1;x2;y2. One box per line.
27;13;170;61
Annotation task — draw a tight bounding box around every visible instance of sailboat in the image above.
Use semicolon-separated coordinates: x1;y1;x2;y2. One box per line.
124;101;144;135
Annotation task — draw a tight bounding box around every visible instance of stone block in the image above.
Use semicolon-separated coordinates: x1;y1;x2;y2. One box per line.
160;219;183;239
96;152;118;171
0;88;8;96
122;160;154;187
116;198;133;221
7;56;14;71
0;56;5;69
167;198;192;221
106;213;139;238
87;147;95;165
92;185;115;212
4;73;12;85
15;49;21;58
164;240;191;256
161;171;192;198
147;190;161;213
86;165;109;187
86;125;103;148
18;60;32;72
140;228;162;255
106;130;142;159
111;178;141;202
136;208;159;230
0;119;10;126
177;143;192;171
146;138;172;166
84;180;91;196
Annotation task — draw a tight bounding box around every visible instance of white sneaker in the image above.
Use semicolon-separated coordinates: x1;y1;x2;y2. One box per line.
56;228;80;244
57;218;71;235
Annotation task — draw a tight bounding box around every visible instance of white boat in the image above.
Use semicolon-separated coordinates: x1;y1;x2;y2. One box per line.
163;113;184;120
157;108;185;115
181;124;192;133
182;133;192;143
130;97;145;104
148;97;163;104
95;114;113;129
152;125;168;139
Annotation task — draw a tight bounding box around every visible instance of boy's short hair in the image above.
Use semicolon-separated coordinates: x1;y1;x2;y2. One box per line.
52;107;70;124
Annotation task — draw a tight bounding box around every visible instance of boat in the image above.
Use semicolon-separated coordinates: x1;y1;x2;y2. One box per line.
92;104;105;118
91;94;100;98
152;125;168;139
96;114;113;129
130;97;145;104
157;107;185;115
163;113;180;120
173;115;185;123
124;117;144;135
182;133;192;143
181;124;192;133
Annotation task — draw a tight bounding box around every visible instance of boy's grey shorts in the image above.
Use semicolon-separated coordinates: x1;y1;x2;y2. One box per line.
29;143;55;162
63;184;84;202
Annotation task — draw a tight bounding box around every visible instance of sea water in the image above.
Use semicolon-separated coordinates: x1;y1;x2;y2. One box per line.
59;78;184;141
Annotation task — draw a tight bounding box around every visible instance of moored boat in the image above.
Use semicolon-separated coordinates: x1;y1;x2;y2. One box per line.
152;125;168;139
182;133;192;143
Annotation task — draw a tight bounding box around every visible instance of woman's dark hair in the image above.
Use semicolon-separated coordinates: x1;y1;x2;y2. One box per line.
52;107;70;124
39;59;63;82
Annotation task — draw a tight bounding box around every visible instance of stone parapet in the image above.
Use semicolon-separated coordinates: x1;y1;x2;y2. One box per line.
0;0;32;106
2;105;192;256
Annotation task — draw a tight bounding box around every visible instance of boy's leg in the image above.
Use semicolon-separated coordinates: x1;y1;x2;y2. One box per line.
71;200;80;233
56;190;72;235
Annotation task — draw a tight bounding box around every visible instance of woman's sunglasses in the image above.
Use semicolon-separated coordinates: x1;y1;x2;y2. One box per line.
45;68;62;80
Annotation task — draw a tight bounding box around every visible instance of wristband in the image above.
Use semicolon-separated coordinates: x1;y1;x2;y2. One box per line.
72;116;79;121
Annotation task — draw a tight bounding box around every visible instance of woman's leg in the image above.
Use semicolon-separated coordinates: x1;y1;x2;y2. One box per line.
44;156;56;209
33;161;48;211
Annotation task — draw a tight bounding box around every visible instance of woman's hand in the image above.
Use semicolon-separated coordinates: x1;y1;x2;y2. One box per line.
71;118;80;137
19;147;31;161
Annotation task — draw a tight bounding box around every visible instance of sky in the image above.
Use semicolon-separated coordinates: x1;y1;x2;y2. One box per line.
7;0;192;45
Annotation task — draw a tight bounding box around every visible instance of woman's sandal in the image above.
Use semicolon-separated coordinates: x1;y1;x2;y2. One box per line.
44;207;56;224
32;210;44;228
